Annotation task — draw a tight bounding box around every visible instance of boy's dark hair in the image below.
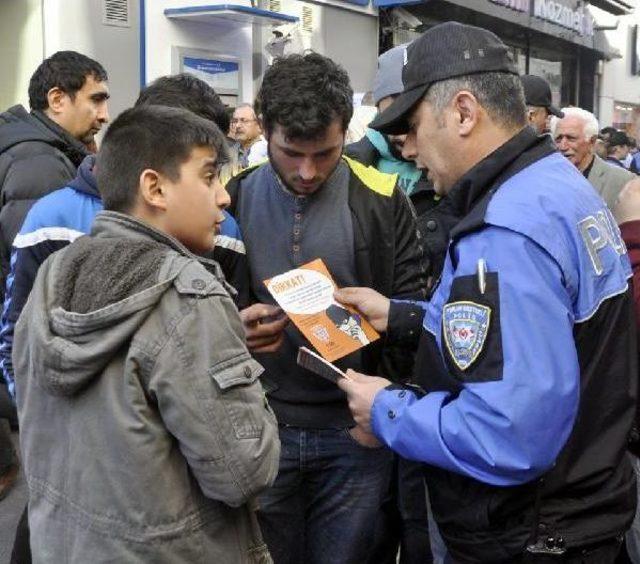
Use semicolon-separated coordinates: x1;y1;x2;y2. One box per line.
28;51;108;111
255;52;353;140
135;74;228;131
96;105;228;212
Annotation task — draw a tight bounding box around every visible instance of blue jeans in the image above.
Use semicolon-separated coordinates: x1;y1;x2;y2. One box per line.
257;426;394;564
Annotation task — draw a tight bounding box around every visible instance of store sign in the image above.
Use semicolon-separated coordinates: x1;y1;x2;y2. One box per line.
533;0;594;37
182;57;240;92
489;0;530;12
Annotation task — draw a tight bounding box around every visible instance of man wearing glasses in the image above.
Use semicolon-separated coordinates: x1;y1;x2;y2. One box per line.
231;103;266;168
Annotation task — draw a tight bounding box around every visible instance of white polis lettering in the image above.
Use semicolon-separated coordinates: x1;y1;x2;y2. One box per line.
579;209;626;276
599;208;626;256
533;0;594;37
489;0;530;12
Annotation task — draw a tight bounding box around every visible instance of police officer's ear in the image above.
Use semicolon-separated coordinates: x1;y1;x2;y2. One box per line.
451;90;480;138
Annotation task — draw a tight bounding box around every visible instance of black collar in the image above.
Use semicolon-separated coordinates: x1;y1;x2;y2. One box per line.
447;127;556;244
31;110;89;166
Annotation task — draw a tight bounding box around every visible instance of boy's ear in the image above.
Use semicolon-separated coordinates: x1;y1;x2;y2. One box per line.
139;169;167;211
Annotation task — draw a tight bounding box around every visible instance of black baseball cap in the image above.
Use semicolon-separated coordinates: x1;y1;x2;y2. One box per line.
369;22;519;135
521;75;564;118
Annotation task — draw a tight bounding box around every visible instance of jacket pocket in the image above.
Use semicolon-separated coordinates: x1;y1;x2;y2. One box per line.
209;355;267;440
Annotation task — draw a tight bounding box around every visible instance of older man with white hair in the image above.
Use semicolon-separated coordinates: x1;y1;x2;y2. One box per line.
551;107;634;208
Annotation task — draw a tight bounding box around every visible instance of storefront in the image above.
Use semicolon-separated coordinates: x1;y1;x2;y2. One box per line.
378;0;617;111
612;101;640;139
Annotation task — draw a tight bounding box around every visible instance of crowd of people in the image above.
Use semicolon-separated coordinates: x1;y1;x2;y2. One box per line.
0;20;640;564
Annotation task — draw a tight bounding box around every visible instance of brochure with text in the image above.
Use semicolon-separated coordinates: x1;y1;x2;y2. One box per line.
264;258;380;362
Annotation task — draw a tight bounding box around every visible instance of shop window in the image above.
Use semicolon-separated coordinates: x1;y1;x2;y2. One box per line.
529;57;562;108
528;42;577;107
506;45;527;75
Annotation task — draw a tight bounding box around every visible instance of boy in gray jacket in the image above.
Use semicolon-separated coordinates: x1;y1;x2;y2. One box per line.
13;105;280;563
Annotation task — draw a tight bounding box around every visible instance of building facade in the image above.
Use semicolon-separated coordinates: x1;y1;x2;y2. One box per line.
0;0;380;120
0;0;636;131
593;4;640;137
379;0;632;113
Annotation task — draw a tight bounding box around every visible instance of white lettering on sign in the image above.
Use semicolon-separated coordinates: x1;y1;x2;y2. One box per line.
489;0;530;12
533;0;594;37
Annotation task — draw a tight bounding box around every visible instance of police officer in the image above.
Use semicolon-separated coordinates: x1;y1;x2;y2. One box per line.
335;22;637;564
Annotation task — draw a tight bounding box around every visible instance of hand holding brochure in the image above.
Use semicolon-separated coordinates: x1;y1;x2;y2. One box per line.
264;259;379;362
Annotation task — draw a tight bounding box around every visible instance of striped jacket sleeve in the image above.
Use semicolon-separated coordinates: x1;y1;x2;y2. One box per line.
0;223;84;397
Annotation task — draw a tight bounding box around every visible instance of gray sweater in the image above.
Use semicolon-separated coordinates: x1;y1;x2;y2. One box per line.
235;162;363;428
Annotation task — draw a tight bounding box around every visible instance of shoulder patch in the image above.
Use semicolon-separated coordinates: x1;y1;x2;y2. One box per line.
442;301;491;371
342;155;397;197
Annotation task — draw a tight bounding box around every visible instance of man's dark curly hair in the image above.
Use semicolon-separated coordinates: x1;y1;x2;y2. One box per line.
256;52;353;140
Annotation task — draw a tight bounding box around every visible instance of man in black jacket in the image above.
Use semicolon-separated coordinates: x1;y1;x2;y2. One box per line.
0;48;108;514
226;53;425;564
0;51;109;299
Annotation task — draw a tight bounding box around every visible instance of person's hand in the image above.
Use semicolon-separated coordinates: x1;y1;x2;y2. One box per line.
337;369;391;433
348;425;382;448
334;287;391;333
240;304;288;353
614;177;640;225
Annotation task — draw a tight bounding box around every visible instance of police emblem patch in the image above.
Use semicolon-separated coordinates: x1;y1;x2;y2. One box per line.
442;301;491;371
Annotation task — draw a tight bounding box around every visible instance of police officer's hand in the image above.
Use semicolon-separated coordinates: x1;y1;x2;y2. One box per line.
614;177;640;225
337;369;391;433
334;288;390;333
240;304;289;353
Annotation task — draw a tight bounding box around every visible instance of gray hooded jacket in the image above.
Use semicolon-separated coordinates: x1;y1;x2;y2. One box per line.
14;211;280;563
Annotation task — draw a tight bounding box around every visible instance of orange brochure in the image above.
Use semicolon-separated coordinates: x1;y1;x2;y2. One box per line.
264;259;380;362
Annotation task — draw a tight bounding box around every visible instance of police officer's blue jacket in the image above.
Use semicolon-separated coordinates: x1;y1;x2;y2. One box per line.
0;156;247;398
377;128;637;562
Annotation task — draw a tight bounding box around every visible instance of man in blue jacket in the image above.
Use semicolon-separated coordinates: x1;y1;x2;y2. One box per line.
336;22;637;563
